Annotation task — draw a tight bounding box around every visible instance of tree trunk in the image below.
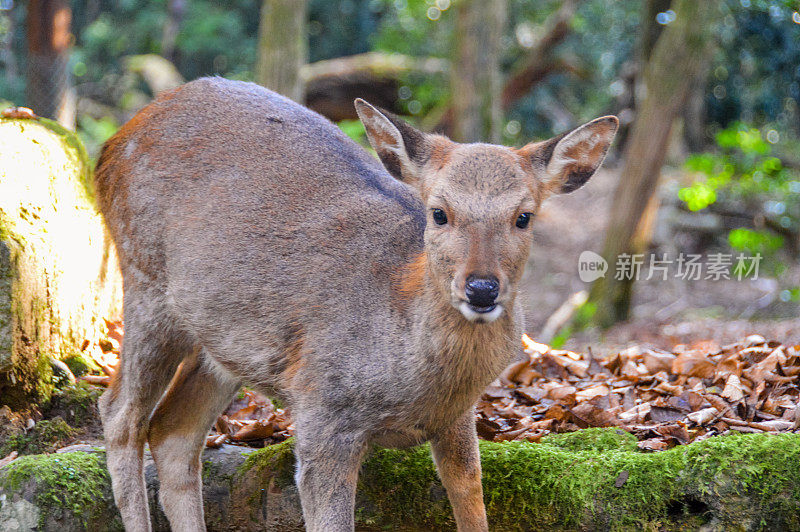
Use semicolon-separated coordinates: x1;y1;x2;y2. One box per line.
255;0;308;103
589;0;719;328
1;7;19;89
161;0;186;64
637;0;672;64
25;0;75;129
614;0;672;152
683;66;711;152
450;0;506;143
0;115;122;407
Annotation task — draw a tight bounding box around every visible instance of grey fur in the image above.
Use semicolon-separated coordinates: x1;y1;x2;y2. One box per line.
95;77;617;532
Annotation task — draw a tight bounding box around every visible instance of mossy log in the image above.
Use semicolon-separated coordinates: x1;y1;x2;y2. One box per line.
1;430;799;531
0;116;122;407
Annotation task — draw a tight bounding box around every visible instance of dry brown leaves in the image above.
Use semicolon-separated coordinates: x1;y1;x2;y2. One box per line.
77;319;123;386
205;389;294;448
475;334;800;450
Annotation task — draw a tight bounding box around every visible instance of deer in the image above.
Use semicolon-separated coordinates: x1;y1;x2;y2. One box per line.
95;77;617;532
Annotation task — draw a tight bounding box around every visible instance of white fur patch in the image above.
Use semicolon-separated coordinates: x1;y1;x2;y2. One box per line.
123;140;138;159
458;302;504;323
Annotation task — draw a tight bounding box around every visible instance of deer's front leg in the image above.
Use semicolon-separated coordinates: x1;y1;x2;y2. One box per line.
294;423;367;532
431;411;488;532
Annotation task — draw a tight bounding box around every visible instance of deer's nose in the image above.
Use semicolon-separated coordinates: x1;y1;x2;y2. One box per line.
465;275;499;308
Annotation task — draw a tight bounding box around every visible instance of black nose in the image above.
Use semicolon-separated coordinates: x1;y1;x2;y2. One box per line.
465;275;499;307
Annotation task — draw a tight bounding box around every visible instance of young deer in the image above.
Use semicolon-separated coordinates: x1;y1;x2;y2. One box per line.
95;77;617;532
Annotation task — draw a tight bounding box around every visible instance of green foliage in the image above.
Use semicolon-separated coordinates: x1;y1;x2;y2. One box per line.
77;115;120;158
728;227;784;256
337;119;369;146
679;123;800;270
370;0;641;136
708;0;800;132
309;0;381;63
550;300;596;348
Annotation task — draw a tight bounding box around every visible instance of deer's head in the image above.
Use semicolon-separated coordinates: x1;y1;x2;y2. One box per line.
356;100;617;324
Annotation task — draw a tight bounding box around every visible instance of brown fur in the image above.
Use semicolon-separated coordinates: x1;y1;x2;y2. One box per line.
96;79;616;532
428;137;456;170
392;251;428;308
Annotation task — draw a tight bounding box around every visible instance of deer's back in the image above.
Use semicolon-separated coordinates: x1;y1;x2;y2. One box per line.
96;78;426;391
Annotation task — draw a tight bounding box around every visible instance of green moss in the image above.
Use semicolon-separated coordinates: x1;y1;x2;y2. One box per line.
236;430;800;531
44;381;103;428
30;117;95;201
0;451;110;527
479;440;687;530
270;396;285;410
355;432;800;531
239;438;296;488
358;444;451;530
541;427;638;453
62;353;99;378
680;432;800;530
1;431;798;530
0;417;77;456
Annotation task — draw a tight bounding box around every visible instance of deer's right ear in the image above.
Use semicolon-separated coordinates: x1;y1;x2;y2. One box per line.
355;99;430;183
518;116;618;196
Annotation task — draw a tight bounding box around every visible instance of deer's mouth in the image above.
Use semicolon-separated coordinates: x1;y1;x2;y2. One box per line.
467;303;497;314
458;301;504;323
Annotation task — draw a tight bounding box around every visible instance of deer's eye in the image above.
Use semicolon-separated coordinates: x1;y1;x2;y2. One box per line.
432;209;448;225
516;212;532;229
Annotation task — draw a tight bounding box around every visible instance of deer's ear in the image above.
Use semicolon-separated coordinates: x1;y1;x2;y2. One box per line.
354;99;431;183
519;116;618;195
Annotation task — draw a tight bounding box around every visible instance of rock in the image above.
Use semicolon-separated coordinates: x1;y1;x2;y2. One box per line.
1;431;800;530
0;116;122;407
0;494;40;531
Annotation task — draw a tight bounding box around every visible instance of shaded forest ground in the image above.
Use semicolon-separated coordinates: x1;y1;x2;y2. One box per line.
522;162;800;351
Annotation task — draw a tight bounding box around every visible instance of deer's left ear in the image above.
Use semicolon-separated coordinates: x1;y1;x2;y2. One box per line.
518;116;618;195
354;98;431;184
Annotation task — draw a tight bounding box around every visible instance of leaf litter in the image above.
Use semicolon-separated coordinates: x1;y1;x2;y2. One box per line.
473;334;800;450
77;324;799;452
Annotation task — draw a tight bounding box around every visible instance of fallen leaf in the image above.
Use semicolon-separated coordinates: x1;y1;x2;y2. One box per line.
721;374;744;403
638;438;669;451
687;407;718;425
0;451;18;468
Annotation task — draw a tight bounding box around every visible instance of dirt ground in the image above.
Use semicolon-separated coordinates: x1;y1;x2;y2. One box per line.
520;162;800;353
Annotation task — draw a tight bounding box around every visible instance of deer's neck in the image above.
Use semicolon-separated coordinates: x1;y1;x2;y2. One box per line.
406;265;519;429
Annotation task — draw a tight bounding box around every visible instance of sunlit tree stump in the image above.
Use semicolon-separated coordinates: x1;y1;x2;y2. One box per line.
0;113;122;407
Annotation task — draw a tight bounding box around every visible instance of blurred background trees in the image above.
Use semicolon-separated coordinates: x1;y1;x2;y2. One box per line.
1;0;799;333
589;0;721;327
26;0;75;128
255;0;307;102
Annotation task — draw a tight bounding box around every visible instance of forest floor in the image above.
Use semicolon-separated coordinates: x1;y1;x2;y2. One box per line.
521;161;800;352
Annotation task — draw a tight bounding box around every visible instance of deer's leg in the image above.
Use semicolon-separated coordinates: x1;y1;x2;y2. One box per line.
98;293;187;532
147;351;240;532
294;420;367;532
430;411;488;532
